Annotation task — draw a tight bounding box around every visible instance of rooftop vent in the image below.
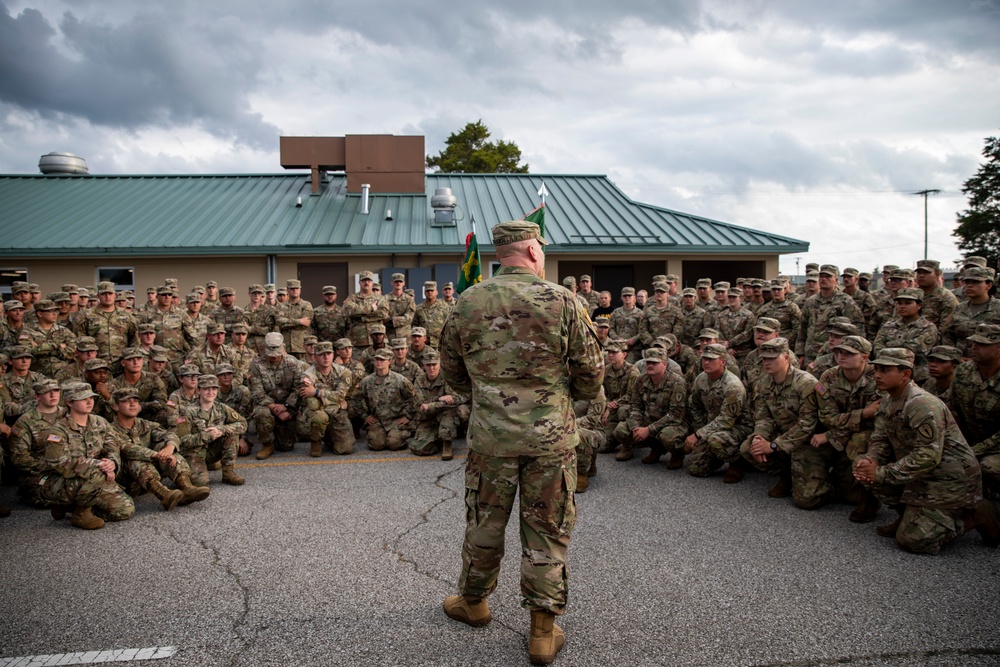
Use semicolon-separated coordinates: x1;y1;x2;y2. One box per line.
431;187;457;226
39;152;89;175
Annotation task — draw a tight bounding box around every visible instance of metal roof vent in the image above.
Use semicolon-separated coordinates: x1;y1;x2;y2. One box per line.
39;152;89;175
431;187;457;226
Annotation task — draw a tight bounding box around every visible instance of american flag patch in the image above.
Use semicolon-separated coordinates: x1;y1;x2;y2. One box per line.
47;434;62;442
815;383;827;395
176;417;186;424
166;400;176;407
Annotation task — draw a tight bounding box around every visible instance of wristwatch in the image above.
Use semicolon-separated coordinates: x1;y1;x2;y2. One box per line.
770;441;778;452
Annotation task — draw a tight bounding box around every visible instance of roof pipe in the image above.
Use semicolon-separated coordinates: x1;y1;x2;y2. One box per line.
361;183;370;215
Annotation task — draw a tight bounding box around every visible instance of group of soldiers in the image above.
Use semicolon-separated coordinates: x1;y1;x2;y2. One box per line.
0;272;469;530
563;257;1000;555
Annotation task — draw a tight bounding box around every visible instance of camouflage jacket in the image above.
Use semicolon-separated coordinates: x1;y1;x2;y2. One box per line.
141;307;187;360
389;358;423;385
868;383;980;510
680;305;713;347
816;365;879;451
166;389;200;427
245;304;278;338
359;345;390;374
845;289;880;339
27;324;76;377
609;306;643;346
946;361;1000;457
574;386;607;433
638;303;683;347
408;345;435;368
277;299;314;354
756;299;802;343
182;401;247;447
108;372;168;420
795;292;864;362
751;367;818;453
716;307;756;353
603;362;639;403
10;407;65;476
921;377;952;400
110;416;181;462
76;307;137;361
312;305;344;343
414;372;469;418
248;354;304;408
872;317;938;384
626;370;689;434
440;266;604;457
688;369;747;441
43;414;122;478
189;343;243;383
360;371;416;423
335;358;368;400
381;293;417;339
941;298;1000;358
180;312;213;353
919;286;959;331
211;305;249;338
413;299;452;349
3;370;45;420
341;293;388;348
301;363;352;413
219;383;253;418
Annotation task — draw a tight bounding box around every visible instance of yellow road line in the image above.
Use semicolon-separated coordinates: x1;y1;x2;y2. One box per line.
235;454;466;469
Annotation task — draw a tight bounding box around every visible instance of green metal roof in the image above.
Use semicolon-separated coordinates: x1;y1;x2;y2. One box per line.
0;172;808;257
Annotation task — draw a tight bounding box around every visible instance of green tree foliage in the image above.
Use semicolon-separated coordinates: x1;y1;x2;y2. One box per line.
426;120;529;173
954;134;1000;267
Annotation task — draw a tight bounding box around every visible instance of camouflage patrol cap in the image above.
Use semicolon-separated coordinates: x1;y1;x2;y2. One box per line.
0;353;8;365
761;283;772;292
424;281;437;290
805;271;819;282
915;259;940;272
214;363;236;375
303;335;318;346
579;275;592;283
84;358;110;370
33;378;60;394
747;278;762;288
206;322;226;335
727;288;742;297
156;285;172;296
927;345;962;362
178;364;201;376
198;374;220;389
404;288;415;297
185;293;201;304
112;387;141;403
841;267;859;277
758;337;790;359
62;382;97;401
713;281;730;292
314;341;333;354
370;323;386;335
3;299;24;311
11;281;29;293
621;287;636;296
322;285;337;294
805;263;819;272
604;341;625;353
29;283;40;292
967;323;1000;345
98;281;116;294
264;332;284;350
277;288;289;296
666;274;680;283
164;278;178;287
51;291;71;303
655;334;678;350
770;278;785;288
696;278;712;288
962;256;987;269
652;275;667;284
114;293;127;302
9;345;32;359
894;287;924;302
858;272;872;280
872;347;914;368
145;287;157;295
249;284;265;294
34;299;57;311
889;268;914;280
206;280;218;288
641;348;667;364
62;284;79;294
492;220;548;246
562;276;577;287
149;346;170;362
832;335;872;355
962;266;992;281
358;271;375;281
819;264;839;276
193;285;206;295
78;288;90;298
653;282;669;292
121;347;146;360
373;348;393;361
442;282;455;289
392;273;405;282
754;317;781;333
700;343;728;359
827;317;859;335
334;338;354;349
421;350;441;364
390;337;408;349
231;322;249;334
410;326;427;337
219;287;236;296
698;328;721;340
735;277;747;286
681;288;697;297
264;283;277;292
76;336;98;352
594;319;611;328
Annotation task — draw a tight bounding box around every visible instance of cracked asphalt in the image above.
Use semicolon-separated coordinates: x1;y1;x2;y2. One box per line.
2;439;999;667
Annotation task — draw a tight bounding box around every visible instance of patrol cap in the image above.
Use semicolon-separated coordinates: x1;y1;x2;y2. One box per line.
264;283;277;292
214;363;236;375
11;281;29;293
698;328;721;340
927;345;962;362
424;281;437;290
805;271;819;282
33;378;60;394
967;323;1000;345
655;334;678;350
652;275;667;284
404;288;415;297
604;341;625;353
358;271;375;281
562;276;577;287
264;332;284;352
206;322;226;335
370;323;386;335
112;387;141;403
76;337;98;352
871;347;914;368
390;337;408;349
156;285;172;296
758;337;790;359
915;259;940;272
727;288;742;297
78;288;90;298
231;322;249;334
391;272;405;283
3;299;24;311
761;283;772;292
198;374;220;389
334;338;353;349
681;288;697;297
286;279;302;289
840;267;859;278
492;220;548;246
713;281;730;292
421;350;441;364
98;281;116;294
889;268;914;280
0;353;8;366
314;341;334;354
149;346;169;362
115;293;127;302
652;282;669;293
249;284;265;294
178;364;201;376
29;283;40;293
442;282;455;289
962;256;987;269
894;287;924;302
641;348;667;364
754;317;780;333
666;274;680;283
962;266;992;281
84;358;110;370
579;275;592;283
51;291;71;303
700;343;728;359
8;345;32;359
832;335;872;355
322;285;337;295
827;317;859;335
858;272;872;281
185;293;201;304
219;287;236;297
299;335;317;347
145;287;157;295
621;287;636;296
62;284;79;294
696;278;712;288
34;299;57;311
206;280;218;288
819;264;839;276
594;319;611;329
410;326;427;337
277;288;288;296
805;263;820;272
62;382;97;401
193;285;206;295
770;278;785;288
373;348;393;360
121;347;146;360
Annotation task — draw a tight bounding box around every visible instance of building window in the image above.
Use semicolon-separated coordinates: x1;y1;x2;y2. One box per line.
97;267;135;291
0;268;29;298
488;261;501;278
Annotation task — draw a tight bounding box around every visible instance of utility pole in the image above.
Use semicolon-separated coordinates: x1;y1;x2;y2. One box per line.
913;189;941;259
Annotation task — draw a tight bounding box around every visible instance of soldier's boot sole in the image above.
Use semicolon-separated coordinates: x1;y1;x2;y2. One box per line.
767;475;792;498
71;506;105;530
255;444;274;460
221;467;246;486
443;595;492;627
180;486;211;505
529;611;565;665
310;441;323;457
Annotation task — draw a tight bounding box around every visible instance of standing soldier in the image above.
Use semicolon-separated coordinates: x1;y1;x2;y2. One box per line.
612;348;688;467
1;299;32;353
341;271;387;353
795;265;864;365
610;287;644;363
313;285;344;343
440;282;459;309
211;287;248;341
638;282;683;350
718;288;756;360
227;323;256;384
244;284;275;354
382;273;416;340
408;349;469;460
28;299;75;377
941;267;1000;357
412;281;451;349
914;259;959;330
841;268;879;339
276;279;313;359
182;374;247;486
297;341;354;457
140;286;187;368
758;279;802;342
180;292;212;365
4;346;45;425
202;281;220;314
679;288;712;348
694;278;714;310
578;275;601;311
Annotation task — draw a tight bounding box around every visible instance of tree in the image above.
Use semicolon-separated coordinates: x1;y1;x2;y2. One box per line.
426;120;529;173
954;134;1000;267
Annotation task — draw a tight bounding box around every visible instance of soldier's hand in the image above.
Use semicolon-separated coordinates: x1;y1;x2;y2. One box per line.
632;426;650;442
0;423;10;437
395;417;409;426
238;438;250;456
420;403;430;413
269;403;284;415
749;434;770;462
862;399;881;419
853;456;877;484
440;395;455;405
365;416;378;425
207;427;224;439
684;433;699;452
810;433;828;448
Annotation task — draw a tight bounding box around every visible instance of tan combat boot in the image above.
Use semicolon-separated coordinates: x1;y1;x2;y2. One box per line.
876;506;904;537
175;473;211;505
768;473;792;498
528;610;565;665
442;595;492;627
71;505;105;530
310;441;323;457
723;459;746;484
148;478;184;511
441;440;453;461
665;449;685;470
964;499;1000;547
575;474;590;493
256;443;274;460
641;444;664;465
615;444;633;462
207;461;222;470
848;491;881;523
221;466;245;486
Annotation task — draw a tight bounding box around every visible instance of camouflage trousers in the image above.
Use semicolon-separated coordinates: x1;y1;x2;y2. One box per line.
408;406;470;456
459;449;577;615
183;434;239;486
789;442;842;509
253;406;298;451
366;421;412;451
576;427;604;476
979;455;1000;496
121;454;192;496
687;426;751;477
868;483;968;555
740;438;790;477
612;422;685;454
36;466;135;521
299;405;356;455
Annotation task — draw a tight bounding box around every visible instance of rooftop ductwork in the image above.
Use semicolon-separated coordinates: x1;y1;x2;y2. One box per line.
39;152;89;175
431;187;457;225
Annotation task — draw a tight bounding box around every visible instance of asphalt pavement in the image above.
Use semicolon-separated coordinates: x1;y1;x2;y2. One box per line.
2;438;998;667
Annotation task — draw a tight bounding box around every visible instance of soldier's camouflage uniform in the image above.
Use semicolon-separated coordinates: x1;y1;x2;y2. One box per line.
248;353;303;451
389;358;422;385
680;304;713;347
3;370;45;425
408;345;435;368
180;312;212;359
181;401;247;485
413;299;452;350
245;304;277;353
716;307;756;358
638;304;683;348
816;364;880;502
573;386;607;478
795;292;864;364
440;265;604;615
189;343;243;384
277;299;314;357
141;308;187;367
165;388;199;441
219;383;252;419
609;306;643;362
0;322;32;353
108;372;169;426
28;323;75;377
920;286;960;332
211;305;248;340
359;344;390;374
846;289;879;339
312;305;344;344
360;370;416;450
9;407;65;504
947;360;1000;493
601;362;639;444
941;298;1000;358
742;347;800;395
872;318;938;385
687;369;752;476
613;369;688;456
111;416;193;496
229;344;257;386
298;364;355;454
75;307;138;364
408;371;470;456
381;292;416;340
336;357;368;427
341;293;387;351
863;383;982;554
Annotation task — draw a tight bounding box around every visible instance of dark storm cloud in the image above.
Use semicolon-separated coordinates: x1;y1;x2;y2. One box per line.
0;2;279;149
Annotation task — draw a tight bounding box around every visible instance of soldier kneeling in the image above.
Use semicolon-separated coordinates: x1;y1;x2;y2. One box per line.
181;375;247;486
408;350;469;460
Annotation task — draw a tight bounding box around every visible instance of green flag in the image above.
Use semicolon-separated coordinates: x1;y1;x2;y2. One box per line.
458;231;482;294
524;204;545;238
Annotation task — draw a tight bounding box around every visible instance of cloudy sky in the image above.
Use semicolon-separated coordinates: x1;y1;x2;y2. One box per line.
2;0;997;274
